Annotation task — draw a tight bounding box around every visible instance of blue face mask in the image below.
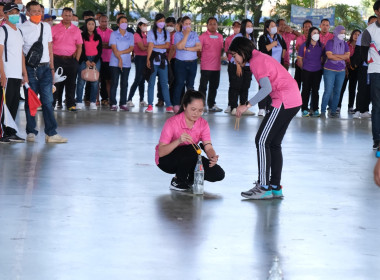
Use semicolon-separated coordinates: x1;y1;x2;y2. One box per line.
8;14;20;25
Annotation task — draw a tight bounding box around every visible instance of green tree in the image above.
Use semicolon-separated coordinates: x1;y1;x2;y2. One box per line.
334;4;366;30
272;0;313;22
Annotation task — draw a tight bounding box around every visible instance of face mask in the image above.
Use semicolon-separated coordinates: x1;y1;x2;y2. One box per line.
120;22;128;30
95;20;99;26
141;26;147;32
17;4;24;11
165;26;175;33
337;34;345;40
72;21;79;27
311;34;320;41
157;22;165;29
30;15;41;24
270;27;277;35
8;14;20;25
246;27;253;34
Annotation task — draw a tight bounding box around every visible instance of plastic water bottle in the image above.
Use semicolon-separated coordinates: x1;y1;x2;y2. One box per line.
193;155;204;195
267;256;283;280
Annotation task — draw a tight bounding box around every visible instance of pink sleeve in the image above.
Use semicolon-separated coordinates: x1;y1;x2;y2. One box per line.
201;121;211;142
159;119;174;144
199;33;204;45
134;33;142;43
76;30;83;44
250;56;270;81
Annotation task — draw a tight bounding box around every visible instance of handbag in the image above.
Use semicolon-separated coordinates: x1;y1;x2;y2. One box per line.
81;65;99;82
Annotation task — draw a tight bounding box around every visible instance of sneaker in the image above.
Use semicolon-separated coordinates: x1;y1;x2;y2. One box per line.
224;106;231;113
373;140;379;150
145;105;153;113
312;110;321;117
166;106;174;113
155;100;164;107
26;133;35;142
126;100;135;107
353;111;361;119
7;134;25;143
119;105;129;111
258;109;266;116
170;177;191;192
209;105;223;112
76;102;84;110
110;105;118;111
101;100;109;106
173;105;180;114
89;102;97;110
0;137;11;144
231;108;237;115
243;109;255;116
241;182;273;200
68;106;77;111
336;107;341;113
271;185;284;199
45;134;68;143
348;107;355;114
57;103;63;109
328;112;338;118
302;110;310;117
140;101;148;107
361;111;371;118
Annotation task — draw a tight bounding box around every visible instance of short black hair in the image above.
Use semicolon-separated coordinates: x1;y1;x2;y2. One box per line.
228;36;256;63
374;0;380;11
0;3;4;7
26;1;40;12
368;15;378;23
116;15;127;24
96;11;104;16
320;18;330;24
40;4;44;9
117;12;125;16
99;14;108;20
165;16;175;24
207;17;217;24
62;7;73;14
276;19;285;26
303;20;312;27
176;17;182;24
82;10;95;19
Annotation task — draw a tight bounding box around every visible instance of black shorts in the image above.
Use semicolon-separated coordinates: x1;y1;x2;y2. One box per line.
100;61;111;80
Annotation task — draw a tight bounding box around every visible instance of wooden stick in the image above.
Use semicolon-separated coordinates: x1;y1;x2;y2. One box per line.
235;117;240;130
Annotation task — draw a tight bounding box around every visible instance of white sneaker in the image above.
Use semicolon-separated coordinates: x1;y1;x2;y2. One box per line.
231;108;237;115
76;102;84;110
45;134;68;143
126;101;135;107
243;109;255;116
140;101;148;107
224;106;231;113
26;133;35;142
353;111;361;119
361;111;371;118
209;105;223;112
89;102;97;110
258;109;266;116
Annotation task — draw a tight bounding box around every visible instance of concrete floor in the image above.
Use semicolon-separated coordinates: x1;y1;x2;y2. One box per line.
1;65;380;280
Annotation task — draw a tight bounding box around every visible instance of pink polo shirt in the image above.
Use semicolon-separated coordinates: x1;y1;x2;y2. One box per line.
133;32;147;56
199;30;224;71
295;34;306;53
319;32;334;46
280;32;297;65
97;27;113;62
155;112;211;165
249;50;302;109
84;35;99;56
52;22;83;56
168;32;176;59
224;34;236;62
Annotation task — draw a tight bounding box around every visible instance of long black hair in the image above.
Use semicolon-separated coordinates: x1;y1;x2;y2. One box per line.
82;18;100;42
306;26;322;48
177;90;206;115
136;21;145;39
263;19;275;36
228;37;256;64
153;13;167;41
240;19;254;41
348;29;361;44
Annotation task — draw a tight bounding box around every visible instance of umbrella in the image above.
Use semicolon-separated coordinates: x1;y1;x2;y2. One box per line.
1;88;18;133
24;83;41;117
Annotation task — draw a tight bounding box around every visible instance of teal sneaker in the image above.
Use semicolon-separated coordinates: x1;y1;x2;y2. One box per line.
312;110;321;117
271;185;284;199
241;182;273;200
302;110;310;117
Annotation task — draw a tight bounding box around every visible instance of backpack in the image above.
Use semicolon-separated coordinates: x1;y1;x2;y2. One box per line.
1;25;23;62
25;23;44;68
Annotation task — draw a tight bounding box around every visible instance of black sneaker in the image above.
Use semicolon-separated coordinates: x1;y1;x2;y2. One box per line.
7;134;25;143
170;177;191;192
373;140;380;150
0;137;11;144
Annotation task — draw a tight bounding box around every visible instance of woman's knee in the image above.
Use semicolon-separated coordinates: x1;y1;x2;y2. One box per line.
206;165;225;182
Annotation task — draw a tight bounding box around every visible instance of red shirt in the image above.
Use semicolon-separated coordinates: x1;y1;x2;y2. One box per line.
319;32;334;46
52;22;83;56
133;32;147;56
199;30;224;71
224;34;237;62
97;27;113;62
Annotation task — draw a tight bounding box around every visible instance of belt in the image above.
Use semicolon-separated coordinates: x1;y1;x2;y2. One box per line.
180;59;197;62
54;54;74;59
37;62;50;67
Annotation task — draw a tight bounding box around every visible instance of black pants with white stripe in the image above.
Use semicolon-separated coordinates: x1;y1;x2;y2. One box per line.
255;105;300;186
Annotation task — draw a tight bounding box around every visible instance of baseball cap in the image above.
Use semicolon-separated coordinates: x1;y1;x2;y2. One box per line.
137;17;149;25
232;20;241;26
4;3;20;13
44;14;57;20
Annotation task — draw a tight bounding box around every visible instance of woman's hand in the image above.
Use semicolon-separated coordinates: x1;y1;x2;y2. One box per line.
178;133;193;144
1;72;7;88
209;155;219;167
86;61;92;68
118;58;123;70
236;105;248;118
272;40;278;47
183;26;191;36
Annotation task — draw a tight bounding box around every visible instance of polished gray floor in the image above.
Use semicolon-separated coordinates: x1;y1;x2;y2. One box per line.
1;66;380;280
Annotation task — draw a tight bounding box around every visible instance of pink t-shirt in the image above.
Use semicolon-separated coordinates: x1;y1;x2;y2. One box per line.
84;35;99;56
52;22;83;56
199;30;224;71
224;34;236;62
319;32;334;46
249;50;302;109
97;27;113;62
155;112;211;165
168;32;176;59
280;32;297;65
295;34;306;53
134;32;148;56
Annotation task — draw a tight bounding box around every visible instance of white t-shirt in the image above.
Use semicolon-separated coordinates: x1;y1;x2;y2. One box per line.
0;24;24;79
20;21;52;64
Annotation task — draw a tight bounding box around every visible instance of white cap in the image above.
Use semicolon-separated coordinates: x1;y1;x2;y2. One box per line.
137;18;149;25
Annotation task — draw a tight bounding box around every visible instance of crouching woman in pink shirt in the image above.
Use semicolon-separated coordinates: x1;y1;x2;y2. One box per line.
230;37;302;200
156;90;225;191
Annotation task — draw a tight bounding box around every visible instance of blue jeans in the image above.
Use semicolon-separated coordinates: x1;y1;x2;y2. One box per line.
147;64;172;106
173;59;197;105
371;73;380;141
110;66;131;106
128;55;146;102
321;69;345;113
25;65;57;136
76;56;101;103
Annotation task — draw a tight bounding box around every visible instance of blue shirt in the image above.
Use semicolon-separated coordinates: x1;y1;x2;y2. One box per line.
266;34;282;63
109;29;134;68
174;31;200;61
147;29;170;66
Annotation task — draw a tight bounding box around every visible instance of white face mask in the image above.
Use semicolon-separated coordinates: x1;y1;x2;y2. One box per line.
165;26;175;33
95;20;99;26
72;21;79;27
311;34;320;42
337;34;345;41
246;27;253;34
270;26;277;35
141;26;147;32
